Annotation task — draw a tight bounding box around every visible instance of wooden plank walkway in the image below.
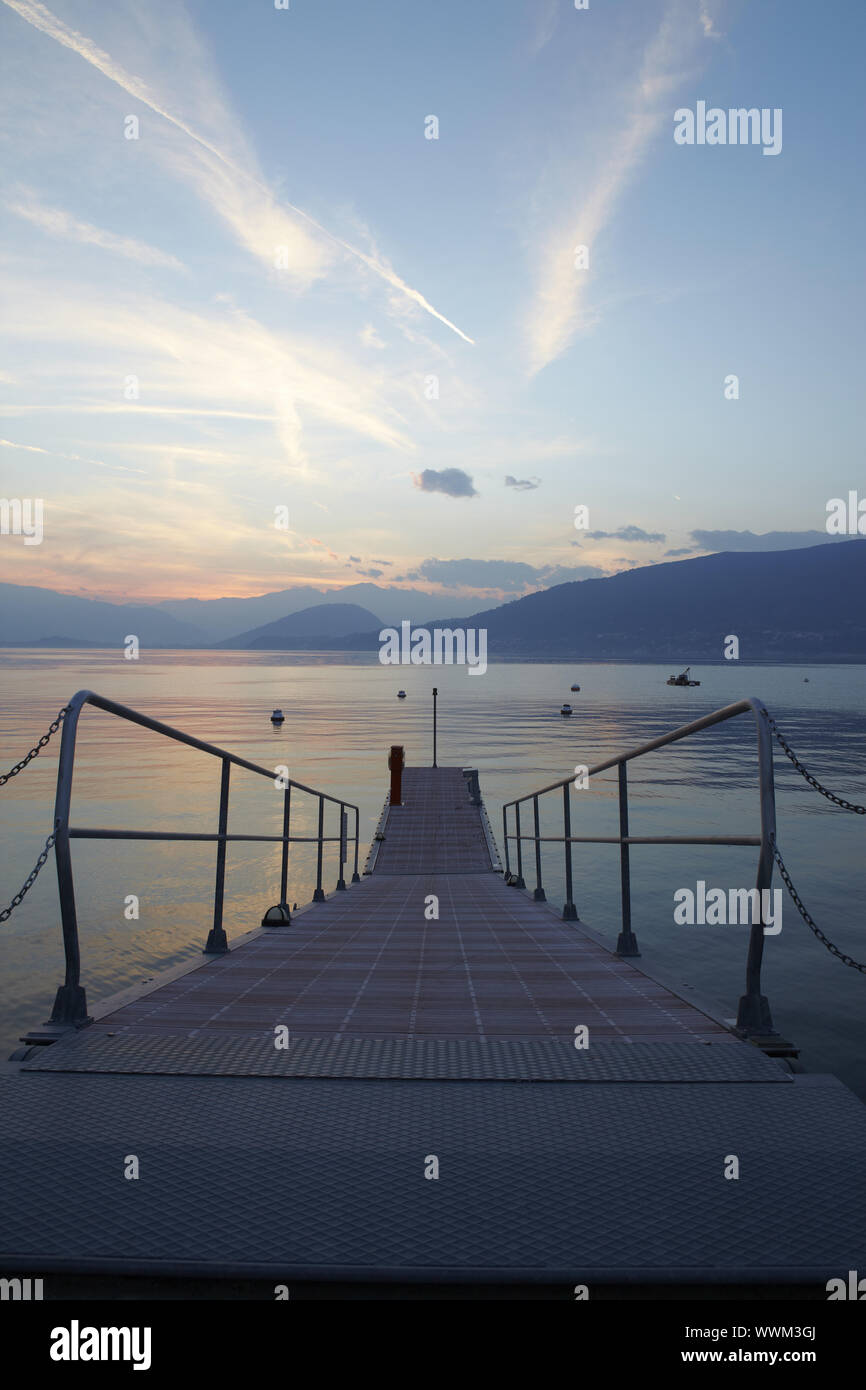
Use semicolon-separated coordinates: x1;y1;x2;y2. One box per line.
2;762;865;1287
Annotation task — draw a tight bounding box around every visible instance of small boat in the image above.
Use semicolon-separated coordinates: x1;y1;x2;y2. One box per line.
666;667;700;687
560;703;573;716
397;690;407;699
570;684;580;692
270;708;285;723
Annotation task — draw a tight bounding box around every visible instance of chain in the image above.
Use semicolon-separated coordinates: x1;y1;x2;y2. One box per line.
771;839;866;973
0;832;57;923
761;708;865;814
0;707;69;787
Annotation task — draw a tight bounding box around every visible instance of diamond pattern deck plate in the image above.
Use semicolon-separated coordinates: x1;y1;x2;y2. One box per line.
23;1033;790;1082
375;768;492;873
1;1074;864;1280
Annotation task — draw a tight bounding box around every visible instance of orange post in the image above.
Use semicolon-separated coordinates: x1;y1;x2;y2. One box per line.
388;745;404;805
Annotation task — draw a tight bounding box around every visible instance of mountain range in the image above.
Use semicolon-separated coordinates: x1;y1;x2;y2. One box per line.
1;541;863;659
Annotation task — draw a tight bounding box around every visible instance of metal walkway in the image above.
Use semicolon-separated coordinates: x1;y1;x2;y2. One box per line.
2;760;865;1287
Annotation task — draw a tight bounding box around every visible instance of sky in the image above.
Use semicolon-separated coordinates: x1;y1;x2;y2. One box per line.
0;0;864;605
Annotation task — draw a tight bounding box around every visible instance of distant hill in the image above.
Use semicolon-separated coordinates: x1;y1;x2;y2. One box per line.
0;583;204;648
220;603;383;649
158;582;485;639
271;541;866;661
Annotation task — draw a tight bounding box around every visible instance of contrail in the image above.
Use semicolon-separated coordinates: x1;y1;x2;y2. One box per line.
2;0;474;345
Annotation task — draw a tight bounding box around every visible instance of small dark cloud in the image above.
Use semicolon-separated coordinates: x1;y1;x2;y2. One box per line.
417;557;604;592
412;467;477;498
348;555;361;563
585;525;666;543
664;547;695;557
355;567;383;578
690;529;841;553
505;474;541;491
372;558;393;565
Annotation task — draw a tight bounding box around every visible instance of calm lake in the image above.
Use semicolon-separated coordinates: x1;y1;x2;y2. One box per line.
1;651;864;1096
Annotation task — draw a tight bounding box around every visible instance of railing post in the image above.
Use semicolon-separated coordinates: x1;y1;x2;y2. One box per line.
562;783;578;920
736;700;780;1040
262;783;292;926
513;802;526;889
352;806;361;882
49;697;91;1027
532;795;546;901
204;758;230;953
336;805;347;890
313;794;326;901
503;805;511;878
615;761;640;956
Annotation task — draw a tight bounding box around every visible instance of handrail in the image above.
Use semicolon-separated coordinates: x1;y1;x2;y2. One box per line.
501;697;779;1042
49;690;361;1028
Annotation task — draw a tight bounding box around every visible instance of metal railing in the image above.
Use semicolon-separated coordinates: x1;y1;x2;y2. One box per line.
49;690;360;1028
502;697;778;1040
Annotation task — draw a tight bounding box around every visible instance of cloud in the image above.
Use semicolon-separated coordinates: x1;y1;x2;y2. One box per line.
416;557;604;591
412;467;478;498
699;3;723;41
690;530;842;553
355;567;383;578
7;191;184;269
1;0;474;342
359;324;386;350
348;555;361;564
505;474;541;491
664;546;696;557
585;525;666;542
525;0;712;373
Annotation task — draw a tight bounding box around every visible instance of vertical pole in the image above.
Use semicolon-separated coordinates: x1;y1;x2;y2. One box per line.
313;794;326;901
736;703;778;1037
514;801;526;888
432;686;438;768
49;700;91;1025
352;806;361;882
279;784;291;908
532;794;546;901
336;805;347;889
562;782;577;920
204;758;230;953
503;805;511;878
615;761;639;955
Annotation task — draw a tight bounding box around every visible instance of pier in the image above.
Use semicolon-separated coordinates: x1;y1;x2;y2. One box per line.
1;692;865;1292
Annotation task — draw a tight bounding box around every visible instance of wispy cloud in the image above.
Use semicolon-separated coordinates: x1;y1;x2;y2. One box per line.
1;0;474;342
525;0;717;374
7;190;184;269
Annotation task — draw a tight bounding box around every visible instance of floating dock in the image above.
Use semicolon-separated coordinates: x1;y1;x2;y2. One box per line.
1;755;865;1292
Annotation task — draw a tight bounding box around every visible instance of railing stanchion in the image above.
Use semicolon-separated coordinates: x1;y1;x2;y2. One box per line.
503;805;511;878
352;806;361;882
532;794;545;901
313;795;326;901
204;758;230;953
514;802;526;889
336;804;347;890
736;698;778;1036
615;761;640;956
562;783;578;920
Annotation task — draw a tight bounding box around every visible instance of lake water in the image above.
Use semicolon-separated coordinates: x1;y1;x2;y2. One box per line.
0;651;864;1096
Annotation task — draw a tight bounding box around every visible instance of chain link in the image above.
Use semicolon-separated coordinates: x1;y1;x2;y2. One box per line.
762;708;866;814
0;706;69;787
771;838;866;973
0;832;57;923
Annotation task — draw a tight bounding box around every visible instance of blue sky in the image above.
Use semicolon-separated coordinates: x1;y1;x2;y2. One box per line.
0;0;864;602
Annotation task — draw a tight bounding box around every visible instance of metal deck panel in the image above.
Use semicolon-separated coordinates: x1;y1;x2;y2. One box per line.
0;1072;863;1282
21;1033;789;1082
374;768;492;873
76;872;732;1043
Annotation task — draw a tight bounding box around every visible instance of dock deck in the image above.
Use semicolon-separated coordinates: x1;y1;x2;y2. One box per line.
2;765;865;1289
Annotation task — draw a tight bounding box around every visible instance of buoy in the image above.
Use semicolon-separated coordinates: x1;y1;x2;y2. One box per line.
397;690;407;699
570;684;580;692
560;703;573;716
270;708;284;723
